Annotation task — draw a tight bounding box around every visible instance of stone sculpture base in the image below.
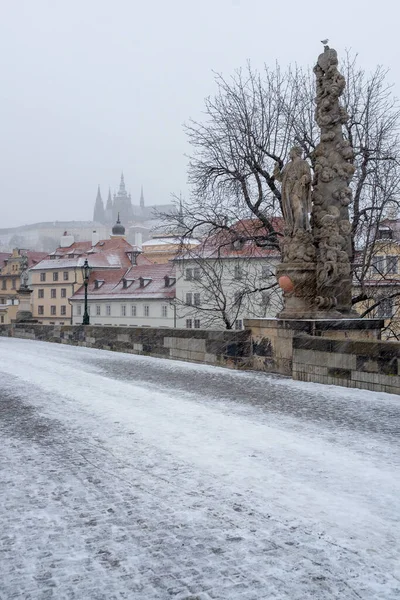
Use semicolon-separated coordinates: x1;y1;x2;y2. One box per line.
245;317;384;375
16;287;33;322
276;262;317;319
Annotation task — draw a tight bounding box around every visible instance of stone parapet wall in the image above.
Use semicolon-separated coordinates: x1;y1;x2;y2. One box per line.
293;336;400;395
0;324;251;369
1;319;398;395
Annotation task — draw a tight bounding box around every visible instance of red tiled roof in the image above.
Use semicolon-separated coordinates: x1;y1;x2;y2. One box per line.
71;263;176;300
26;251;47;267
0;252;10;267
32;237;134;271
176;217;283;261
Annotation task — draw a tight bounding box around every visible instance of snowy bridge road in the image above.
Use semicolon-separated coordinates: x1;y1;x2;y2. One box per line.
0;338;399;600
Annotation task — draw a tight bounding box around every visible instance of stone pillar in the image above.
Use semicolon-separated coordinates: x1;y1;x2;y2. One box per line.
16;287;33;322
311;46;357;316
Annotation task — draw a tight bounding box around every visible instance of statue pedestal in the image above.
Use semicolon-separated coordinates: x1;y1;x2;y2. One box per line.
245;317;384;375
16;287;33;322
276;262;317;319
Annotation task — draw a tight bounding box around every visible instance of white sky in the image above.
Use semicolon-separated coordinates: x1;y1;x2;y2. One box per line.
0;0;398;227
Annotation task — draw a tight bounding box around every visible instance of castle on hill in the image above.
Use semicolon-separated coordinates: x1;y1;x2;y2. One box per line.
93;173;174;226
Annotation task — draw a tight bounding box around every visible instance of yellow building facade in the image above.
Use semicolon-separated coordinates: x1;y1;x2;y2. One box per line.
354;235;400;339
30;264;84;325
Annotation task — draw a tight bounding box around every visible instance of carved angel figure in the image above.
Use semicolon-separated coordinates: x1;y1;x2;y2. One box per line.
274;146;312;235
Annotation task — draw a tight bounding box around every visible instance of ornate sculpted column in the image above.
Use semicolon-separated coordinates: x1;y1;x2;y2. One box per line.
311;46;356;315
275;45;357;319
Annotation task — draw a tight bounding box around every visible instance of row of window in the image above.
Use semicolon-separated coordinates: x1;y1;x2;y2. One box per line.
75;304;169;318
1;278;18;290
185;265;273;281
38;305;67;316
38;288;68;298
184;318;243;330
39;271;70;282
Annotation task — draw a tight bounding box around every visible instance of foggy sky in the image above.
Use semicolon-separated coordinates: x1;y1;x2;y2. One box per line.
0;0;398;228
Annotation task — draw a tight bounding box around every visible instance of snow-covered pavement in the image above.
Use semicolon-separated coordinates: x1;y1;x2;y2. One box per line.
0;337;399;600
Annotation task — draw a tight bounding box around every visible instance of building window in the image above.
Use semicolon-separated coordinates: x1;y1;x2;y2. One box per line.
38;305;44;315
61;288;67;298
144;305;150;317
11;278;16;289
121;305;126;317
234;291;242;306
161;305;168;317
193;267;201;280
38;288;44;298
261;292;271;307
186;319;192;329
53;272;59;281
235;319;243;330
1;280;6;290
372;256;385;274
186;292;192;305
106;305;111;316
377;298;393;319
96;305;101;316
185;268;193;280
51;305;56;316
51;288;56;298
131;305;136;317
387;256;398;274
63;271;69;281
40;272;46;282
261;265;272;278
61;305;67;316
234;265;243;280
77;304;82;316
193;293;201;306
194;319;201;329
0;316;4;324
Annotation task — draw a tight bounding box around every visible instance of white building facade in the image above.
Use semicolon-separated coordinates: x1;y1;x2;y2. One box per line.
174;247;282;330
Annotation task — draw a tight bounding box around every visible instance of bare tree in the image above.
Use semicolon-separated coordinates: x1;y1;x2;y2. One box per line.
161;52;400;329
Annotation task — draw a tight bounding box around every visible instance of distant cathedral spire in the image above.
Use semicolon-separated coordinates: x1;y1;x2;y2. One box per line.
106;187;113;210
140;185;145;209
119;172;127;195
93;185;105;223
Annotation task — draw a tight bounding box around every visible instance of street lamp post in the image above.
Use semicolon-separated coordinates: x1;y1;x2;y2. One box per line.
81;259;91;325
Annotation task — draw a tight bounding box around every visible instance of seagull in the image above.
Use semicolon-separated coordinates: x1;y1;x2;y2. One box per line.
321;38;329;45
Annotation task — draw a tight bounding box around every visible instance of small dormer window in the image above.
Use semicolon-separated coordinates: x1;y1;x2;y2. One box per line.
94;279;104;289
122;278;134;289
378;227;393;240
232;238;245;250
164;275;176;287
139;277;152;288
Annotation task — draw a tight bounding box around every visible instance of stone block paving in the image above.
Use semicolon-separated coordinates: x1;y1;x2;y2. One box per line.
0;339;400;599
0;408;393;600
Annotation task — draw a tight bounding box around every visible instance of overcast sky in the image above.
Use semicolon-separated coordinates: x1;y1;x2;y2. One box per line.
0;0;398;228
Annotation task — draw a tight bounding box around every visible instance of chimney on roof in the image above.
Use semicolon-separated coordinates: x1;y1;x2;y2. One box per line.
60;232;75;248
92;230;100;246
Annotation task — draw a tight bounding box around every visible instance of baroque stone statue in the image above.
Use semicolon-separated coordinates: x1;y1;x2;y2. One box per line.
274;45;356;319
20;255;29;289
274;146;312;235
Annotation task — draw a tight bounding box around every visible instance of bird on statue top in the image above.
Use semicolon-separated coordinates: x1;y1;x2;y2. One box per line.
321;38;329;45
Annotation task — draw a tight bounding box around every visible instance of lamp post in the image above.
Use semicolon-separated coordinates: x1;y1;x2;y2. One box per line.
81;259;91;325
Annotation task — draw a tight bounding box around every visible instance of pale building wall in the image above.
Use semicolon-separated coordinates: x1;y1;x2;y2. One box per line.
71;298;175;327
174;256;281;330
30;267;83;325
